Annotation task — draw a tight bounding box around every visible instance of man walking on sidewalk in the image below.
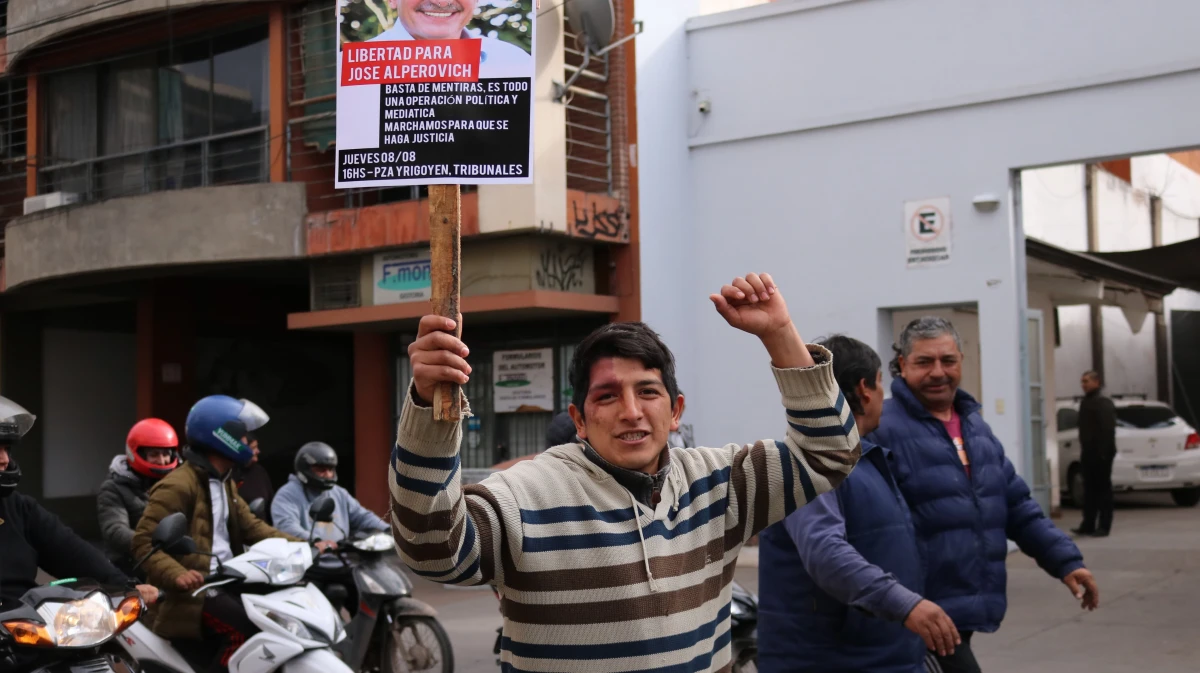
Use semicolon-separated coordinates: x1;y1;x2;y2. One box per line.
1072;370;1117;537
389;272;861;672
759;335;958;673
871;317;1099;673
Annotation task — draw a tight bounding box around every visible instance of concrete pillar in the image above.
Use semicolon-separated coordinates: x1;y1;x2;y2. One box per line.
353;332;392;517
136;282;195;435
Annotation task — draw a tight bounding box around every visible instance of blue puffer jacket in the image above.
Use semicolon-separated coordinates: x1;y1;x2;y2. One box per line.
869;379;1084;633
759;441;926;673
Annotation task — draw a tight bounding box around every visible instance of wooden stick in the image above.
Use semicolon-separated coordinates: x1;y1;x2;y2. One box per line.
429;184;462;421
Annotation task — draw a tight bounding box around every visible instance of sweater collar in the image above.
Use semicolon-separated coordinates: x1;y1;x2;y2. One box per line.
579;443;671;508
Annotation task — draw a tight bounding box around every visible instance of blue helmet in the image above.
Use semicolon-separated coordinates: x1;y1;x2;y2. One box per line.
185;395;269;465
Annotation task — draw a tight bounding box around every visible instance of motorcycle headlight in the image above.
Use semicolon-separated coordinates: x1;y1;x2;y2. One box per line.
352;533;395;552
31;590;117;647
264;610;313;640
730;600;745;617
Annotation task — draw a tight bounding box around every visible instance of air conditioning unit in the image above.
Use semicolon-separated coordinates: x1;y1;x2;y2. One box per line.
23;192;81;215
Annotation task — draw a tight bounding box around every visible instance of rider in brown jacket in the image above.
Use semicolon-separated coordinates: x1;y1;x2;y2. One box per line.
131;396;319;673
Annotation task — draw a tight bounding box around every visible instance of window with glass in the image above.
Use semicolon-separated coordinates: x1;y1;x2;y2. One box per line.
40;24;269;200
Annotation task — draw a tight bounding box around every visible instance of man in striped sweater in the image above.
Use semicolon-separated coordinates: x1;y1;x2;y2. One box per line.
390;272;861;672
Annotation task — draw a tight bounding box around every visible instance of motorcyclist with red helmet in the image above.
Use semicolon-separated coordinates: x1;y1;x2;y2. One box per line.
98;418;180;576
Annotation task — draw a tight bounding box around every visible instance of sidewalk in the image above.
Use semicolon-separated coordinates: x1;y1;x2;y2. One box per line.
973;493;1200;672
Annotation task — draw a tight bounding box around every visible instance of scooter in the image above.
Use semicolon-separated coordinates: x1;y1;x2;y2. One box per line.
116;504;354;673
729;580;758;672
0;581;145;673
303;528;452;673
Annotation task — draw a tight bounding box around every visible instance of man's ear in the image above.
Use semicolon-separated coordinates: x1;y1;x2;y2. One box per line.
670;394;685;431
568;404;587;440
856;378;873;408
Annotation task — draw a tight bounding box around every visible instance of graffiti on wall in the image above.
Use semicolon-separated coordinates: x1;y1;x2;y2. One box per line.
567;190;630;242
536;244;587;292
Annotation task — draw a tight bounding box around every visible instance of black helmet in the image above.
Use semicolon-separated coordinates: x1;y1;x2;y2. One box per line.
0;396;36;498
545;412;578;448
294;441;338;491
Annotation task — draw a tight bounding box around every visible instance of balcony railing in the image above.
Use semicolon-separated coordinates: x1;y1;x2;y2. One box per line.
37;126;269;204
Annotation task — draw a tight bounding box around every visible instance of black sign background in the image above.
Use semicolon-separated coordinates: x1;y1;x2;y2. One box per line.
337;78;532;183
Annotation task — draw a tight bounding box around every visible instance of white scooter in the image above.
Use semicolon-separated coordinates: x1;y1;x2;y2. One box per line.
118;502;354;673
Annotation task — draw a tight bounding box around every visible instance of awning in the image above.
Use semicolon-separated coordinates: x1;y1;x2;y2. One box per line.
1025;238;1178;334
1090;237;1200;293
1026;238;1178;298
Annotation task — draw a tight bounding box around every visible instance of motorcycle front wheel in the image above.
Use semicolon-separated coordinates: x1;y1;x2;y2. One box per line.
381;616;454;673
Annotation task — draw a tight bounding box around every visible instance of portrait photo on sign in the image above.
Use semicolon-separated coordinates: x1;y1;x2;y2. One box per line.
334;0;536;188
339;0;533;76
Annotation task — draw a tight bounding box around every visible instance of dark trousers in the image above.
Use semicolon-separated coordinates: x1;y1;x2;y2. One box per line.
200;593;259;673
927;631;980;673
1081;453;1115;532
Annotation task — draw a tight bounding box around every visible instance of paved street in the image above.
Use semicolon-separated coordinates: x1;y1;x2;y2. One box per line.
412;492;1200;672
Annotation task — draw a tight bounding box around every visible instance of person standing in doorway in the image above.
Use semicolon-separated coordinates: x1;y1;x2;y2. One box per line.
1072;371;1117;537
870;317;1099;673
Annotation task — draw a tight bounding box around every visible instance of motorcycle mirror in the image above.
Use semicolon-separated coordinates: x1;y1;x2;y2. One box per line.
152;513;189;549
248;498;266;520
168;535;199;556
309;496;336;523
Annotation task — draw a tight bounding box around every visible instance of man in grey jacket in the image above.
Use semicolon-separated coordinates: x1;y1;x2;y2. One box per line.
98;418;180;575
271;441;388;543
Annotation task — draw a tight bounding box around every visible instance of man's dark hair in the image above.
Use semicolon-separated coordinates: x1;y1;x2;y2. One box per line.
569;322;679;417
1083;370;1102;385
816;334;881;416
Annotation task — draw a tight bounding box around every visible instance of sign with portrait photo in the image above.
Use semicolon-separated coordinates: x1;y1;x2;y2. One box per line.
334;0;535;188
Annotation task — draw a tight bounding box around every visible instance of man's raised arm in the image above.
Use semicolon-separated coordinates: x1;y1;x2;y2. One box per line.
388;315;502;587
709;273;862;540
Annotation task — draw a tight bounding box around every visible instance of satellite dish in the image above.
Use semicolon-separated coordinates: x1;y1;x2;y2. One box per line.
565;0;615;53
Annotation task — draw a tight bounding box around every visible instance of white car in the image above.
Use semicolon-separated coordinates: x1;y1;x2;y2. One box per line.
1057;397;1200;507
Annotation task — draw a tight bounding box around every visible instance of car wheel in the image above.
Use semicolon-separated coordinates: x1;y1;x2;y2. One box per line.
1170;488;1200;508
1067;465;1085;506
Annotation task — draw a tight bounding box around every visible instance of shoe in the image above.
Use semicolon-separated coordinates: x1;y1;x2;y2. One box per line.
1092;529;1110;537
1070;527;1096;536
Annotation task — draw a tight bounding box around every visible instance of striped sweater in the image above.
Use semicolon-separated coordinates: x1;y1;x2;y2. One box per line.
388;345;861;672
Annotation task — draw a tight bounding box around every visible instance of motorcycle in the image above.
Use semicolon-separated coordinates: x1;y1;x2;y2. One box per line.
116;506;354;673
730;580;758;672
0;580;144;673
304;528;452;673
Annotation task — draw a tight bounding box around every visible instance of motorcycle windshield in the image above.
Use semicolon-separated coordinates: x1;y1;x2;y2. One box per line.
355;556;413;596
0;396;36;437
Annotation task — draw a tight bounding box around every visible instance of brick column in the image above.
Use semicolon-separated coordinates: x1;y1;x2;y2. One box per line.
353;332;393;516
135;283;195;435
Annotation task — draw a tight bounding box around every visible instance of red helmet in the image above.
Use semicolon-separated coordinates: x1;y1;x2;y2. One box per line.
126;418;180;479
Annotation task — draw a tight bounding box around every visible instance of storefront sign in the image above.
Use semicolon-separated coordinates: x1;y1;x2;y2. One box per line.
334;1;535;188
904;197;953;268
493;348;553;413
374;248;431;304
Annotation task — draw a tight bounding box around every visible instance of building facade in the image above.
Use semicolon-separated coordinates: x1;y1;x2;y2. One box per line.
0;0;640;534
637;0;1200;512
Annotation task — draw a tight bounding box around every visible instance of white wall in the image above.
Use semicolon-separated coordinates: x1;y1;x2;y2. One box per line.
1095;168;1153;252
42;329;136;498
1021;165;1087;249
639;0;1200;476
1100;307;1157;397
1133;154;1200;244
1054;306;1093;395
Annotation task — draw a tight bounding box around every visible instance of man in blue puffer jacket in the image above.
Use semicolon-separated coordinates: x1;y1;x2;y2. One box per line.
760;335;959;673
871;317;1100;673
